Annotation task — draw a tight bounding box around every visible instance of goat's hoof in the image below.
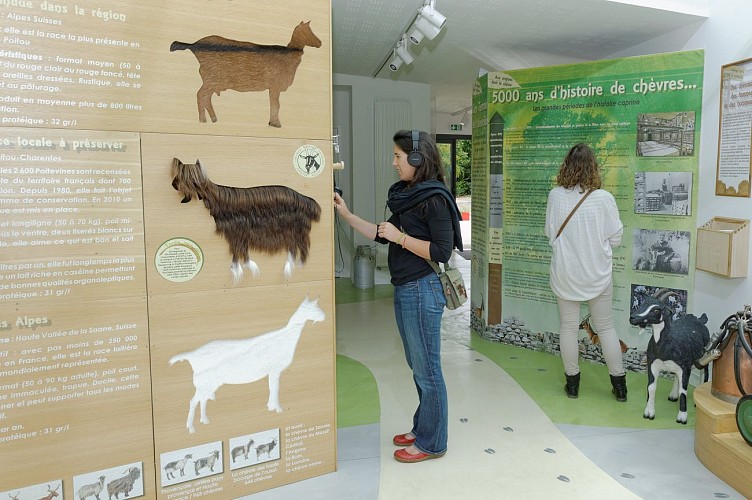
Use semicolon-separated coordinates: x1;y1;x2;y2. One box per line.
210;117;217;123
269;121;282;128
643;414;655;420
668;396;678;402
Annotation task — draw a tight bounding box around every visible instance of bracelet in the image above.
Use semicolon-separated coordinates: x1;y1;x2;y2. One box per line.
397;232;407;247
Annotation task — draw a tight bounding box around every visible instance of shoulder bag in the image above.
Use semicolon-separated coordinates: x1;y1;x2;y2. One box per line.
426;260;467;310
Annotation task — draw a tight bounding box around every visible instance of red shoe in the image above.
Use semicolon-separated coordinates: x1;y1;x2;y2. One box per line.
394;447;445;463
392;433;415;446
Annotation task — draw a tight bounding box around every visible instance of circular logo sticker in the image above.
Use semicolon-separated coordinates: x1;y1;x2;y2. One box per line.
293;145;325;178
155;238;203;283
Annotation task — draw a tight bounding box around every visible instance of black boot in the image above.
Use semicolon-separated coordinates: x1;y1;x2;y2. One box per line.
610;374;627;402
564;372;580;399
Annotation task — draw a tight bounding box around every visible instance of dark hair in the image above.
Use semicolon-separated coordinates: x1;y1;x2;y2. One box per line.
556;143;602;192
393;129;445;186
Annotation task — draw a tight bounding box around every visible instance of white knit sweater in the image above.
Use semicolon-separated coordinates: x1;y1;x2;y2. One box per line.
545;186;623;301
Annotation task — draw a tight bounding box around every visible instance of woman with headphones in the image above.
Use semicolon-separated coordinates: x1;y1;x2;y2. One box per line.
334;129;463;463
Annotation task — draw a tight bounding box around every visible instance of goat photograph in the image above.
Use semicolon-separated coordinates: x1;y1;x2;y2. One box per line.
171;157;322;284
229;428;281;470
169;295;325;433
632;228;690;275
170;21;322;127
71;462;144;500
160;442;223;486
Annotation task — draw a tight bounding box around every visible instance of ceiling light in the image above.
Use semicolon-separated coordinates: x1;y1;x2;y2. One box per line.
395;38;414;65
460;111;469;126
418;0;447;30
389;49;403;72
409;16;442;44
390;36;414;71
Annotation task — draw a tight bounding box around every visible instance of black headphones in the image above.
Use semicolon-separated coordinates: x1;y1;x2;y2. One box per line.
407;129;424;167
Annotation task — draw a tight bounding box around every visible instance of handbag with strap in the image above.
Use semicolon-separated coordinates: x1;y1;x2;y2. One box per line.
426;260;467;310
555;189;595;239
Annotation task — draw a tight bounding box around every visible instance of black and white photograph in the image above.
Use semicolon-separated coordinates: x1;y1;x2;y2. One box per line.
634;171;692;215
630;284;688;322
636;111;696;156
632;229;691;275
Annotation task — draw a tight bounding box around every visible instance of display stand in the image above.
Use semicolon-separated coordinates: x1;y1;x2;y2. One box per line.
693;382;752;497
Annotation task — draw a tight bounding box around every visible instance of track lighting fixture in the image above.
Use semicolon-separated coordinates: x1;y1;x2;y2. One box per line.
374;0;448;77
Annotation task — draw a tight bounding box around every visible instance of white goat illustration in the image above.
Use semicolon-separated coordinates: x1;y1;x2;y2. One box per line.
170;295;325;433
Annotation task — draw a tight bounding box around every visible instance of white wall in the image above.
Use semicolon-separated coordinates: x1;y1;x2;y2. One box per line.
332;73;431;273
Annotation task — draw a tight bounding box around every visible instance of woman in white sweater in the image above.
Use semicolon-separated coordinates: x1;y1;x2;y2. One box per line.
545;143;627;401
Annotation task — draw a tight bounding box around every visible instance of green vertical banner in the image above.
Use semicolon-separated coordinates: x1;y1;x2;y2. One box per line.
471;50;704;370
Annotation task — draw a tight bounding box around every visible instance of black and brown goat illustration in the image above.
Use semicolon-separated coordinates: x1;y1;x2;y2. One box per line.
171;158;321;283
170;21;321;127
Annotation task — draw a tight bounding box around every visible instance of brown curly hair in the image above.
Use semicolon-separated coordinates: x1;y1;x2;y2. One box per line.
556;143;602;192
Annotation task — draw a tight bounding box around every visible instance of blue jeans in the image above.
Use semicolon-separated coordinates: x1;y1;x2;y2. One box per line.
393;273;448;455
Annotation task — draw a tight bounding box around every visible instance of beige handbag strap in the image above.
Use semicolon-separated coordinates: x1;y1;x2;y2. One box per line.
555;189;595;239
425;259;446;274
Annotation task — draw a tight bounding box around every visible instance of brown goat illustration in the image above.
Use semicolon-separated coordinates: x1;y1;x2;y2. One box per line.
170;21;322;127
579;314;629;353
171;158;321;283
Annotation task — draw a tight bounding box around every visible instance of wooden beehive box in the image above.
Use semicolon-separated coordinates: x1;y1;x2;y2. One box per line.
696;217;750;277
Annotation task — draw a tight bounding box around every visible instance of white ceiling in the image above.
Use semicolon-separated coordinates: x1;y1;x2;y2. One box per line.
331;0;710;115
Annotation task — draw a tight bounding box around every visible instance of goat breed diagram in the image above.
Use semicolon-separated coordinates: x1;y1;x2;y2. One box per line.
170;21;321;127
171;157;321;283
169;295;326;433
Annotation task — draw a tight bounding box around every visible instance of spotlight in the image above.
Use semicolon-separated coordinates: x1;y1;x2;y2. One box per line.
389;49;403;72
419;1;447;30
409;16;442;44
390;37;413;71
395;40;414;65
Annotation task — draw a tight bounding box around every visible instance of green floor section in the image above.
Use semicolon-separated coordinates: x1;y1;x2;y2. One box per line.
335;278;393;304
336;354;380;428
334;282;699;430
471;334;697;429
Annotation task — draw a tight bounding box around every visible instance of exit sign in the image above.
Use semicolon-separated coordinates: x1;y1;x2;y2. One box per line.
450;123;463;131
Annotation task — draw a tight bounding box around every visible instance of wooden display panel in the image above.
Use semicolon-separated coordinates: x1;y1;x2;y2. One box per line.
141;134;332;294
0;129;155;498
150;283;335;498
1;0;335;497
0;0;331;139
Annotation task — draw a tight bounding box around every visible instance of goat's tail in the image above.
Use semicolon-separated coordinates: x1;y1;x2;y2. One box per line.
170;41;192;52
169;353;190;365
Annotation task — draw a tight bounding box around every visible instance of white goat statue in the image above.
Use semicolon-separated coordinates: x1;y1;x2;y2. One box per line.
170;295;325;433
